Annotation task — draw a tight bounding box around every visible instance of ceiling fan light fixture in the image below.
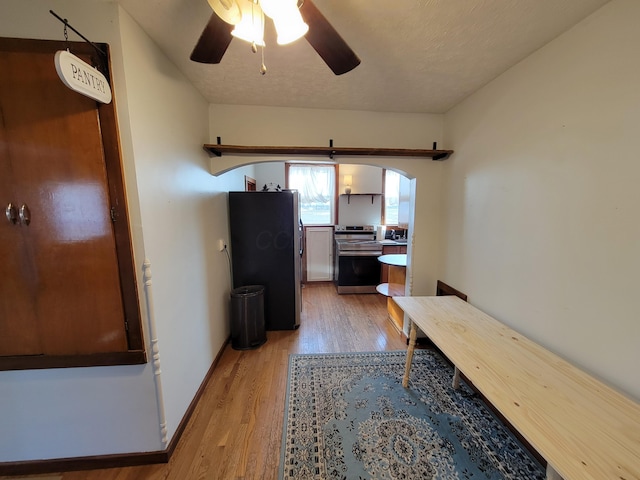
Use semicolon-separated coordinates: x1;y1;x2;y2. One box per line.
231;0;265;46
207;0;242;25
260;0;308;45
273;12;308;45
194;0;360;75
258;0;286;18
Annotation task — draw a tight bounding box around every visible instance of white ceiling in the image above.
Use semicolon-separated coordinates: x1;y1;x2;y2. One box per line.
116;0;609;114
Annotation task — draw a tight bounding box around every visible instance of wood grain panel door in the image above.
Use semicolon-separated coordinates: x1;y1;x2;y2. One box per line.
0;116;41;354
0;38;130;358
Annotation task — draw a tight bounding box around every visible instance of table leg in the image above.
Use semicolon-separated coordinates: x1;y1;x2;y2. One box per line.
546;464;563;480
403;321;417;387
452;366;461;390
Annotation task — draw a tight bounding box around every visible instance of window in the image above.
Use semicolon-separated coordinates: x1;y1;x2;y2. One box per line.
383;169;400;225
287;164;336;225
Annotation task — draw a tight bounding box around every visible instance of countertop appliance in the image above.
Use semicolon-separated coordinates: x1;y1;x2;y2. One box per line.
229;191;302;330
377;225;407;241
334;225;383;294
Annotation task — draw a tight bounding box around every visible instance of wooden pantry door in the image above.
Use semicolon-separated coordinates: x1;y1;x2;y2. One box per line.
0;37;134;361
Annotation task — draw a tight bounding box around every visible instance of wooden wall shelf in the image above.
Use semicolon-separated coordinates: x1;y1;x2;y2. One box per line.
340;193;381;204
203;144;453;161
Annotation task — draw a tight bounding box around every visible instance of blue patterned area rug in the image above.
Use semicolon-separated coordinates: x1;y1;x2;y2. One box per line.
279;350;544;479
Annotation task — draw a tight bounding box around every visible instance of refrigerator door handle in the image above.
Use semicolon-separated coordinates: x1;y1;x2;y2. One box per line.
299;219;304;256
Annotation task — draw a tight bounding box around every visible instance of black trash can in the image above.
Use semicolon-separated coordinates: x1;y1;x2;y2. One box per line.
230;285;266;350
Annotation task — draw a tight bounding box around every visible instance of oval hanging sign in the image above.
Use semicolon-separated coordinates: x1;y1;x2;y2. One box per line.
54;50;112;104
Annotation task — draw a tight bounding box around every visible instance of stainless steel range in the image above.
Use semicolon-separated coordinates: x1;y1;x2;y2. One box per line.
334;225;383;294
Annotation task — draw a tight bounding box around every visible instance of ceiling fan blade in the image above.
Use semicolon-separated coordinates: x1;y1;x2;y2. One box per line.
190;12;234;64
300;0;360;75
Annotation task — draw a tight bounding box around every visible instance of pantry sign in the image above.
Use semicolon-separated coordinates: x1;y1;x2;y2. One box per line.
54;50;112;104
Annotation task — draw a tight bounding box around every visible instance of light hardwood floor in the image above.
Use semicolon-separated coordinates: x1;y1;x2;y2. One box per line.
8;283;407;480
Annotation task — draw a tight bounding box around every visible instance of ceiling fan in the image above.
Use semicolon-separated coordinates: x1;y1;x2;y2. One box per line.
190;0;361;75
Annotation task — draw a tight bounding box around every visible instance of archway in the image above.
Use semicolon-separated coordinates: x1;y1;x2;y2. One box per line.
213;156;444;334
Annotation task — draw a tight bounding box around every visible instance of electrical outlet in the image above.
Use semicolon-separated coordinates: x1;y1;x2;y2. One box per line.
218;239;226;252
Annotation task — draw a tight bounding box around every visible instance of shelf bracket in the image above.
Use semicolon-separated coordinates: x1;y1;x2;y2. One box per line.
342;193;381;204
212;136;222;157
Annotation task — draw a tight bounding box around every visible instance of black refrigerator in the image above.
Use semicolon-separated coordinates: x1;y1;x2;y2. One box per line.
228;191;302;330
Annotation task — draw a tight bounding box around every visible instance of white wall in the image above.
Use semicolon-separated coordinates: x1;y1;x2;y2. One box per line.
337;194;383;226
255;162;286;190
222;164;257;193
338;164;384;226
442;0;639;400
0;0;235;462
208;105;446;296
117;6;232;446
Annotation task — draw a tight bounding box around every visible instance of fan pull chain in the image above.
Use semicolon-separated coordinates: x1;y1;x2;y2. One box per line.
260;45;267;75
63;19;71;52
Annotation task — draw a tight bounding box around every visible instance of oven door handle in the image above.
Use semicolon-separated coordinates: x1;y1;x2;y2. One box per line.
338;251;383;257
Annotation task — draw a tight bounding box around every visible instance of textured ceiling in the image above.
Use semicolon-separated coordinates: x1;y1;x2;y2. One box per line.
116;0;609;114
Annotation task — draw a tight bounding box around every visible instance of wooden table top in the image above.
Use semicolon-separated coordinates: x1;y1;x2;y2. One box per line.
393;295;640;480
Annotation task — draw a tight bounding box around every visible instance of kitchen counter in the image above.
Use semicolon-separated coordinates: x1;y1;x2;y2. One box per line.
379;241;407;285
378;239;408;246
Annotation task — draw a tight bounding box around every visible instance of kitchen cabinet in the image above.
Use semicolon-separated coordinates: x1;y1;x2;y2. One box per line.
0;37;144;370
376;254;407;333
379;244;407;283
305;226;333;281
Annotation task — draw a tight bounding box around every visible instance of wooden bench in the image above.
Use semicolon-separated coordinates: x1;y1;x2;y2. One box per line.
394;294;640;480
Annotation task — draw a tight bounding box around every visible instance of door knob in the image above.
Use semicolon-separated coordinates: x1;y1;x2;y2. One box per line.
19;204;31;226
5;203;17;224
